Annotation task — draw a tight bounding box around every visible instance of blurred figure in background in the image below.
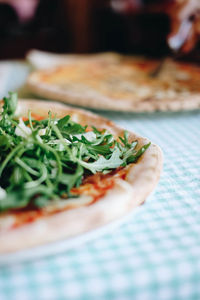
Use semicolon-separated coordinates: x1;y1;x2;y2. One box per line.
0;0;69;58
111;0;200;54
0;0;200;60
0;0;39;23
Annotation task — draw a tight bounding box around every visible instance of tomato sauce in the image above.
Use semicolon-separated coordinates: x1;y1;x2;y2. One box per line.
22;113;45;122
9;167;127;230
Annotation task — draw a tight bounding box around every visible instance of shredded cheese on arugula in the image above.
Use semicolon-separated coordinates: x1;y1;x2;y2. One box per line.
0;92;150;212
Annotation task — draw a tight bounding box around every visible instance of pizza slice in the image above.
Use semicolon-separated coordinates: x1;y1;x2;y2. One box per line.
27;52;200;112
0;93;162;253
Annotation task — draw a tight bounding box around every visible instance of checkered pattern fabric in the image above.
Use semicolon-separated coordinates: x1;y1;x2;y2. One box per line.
0;62;200;300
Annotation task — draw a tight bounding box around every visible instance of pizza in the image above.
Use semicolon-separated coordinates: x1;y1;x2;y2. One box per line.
0;93;162;254
27;51;200;112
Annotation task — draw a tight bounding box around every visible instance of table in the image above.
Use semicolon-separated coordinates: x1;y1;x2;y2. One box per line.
0;61;200;300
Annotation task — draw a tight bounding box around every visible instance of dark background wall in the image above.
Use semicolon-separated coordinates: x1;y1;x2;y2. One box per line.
0;0;197;60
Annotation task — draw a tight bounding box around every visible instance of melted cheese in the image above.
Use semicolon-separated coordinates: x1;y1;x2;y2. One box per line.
38;57;200;102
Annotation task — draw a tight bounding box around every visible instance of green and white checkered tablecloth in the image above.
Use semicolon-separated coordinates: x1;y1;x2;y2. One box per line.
0;62;200;300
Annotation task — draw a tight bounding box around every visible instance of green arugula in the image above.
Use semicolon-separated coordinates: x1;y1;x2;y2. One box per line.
0;93;150;212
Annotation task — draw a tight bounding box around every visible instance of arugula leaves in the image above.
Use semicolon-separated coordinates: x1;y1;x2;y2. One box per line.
0;93;150;212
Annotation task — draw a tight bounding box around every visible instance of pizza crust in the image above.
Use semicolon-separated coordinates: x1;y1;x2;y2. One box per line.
26;51;200;112
26;49;121;70
0;99;162;253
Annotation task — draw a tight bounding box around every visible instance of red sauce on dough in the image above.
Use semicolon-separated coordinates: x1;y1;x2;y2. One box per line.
9;168;127;230
124;60;158;72
22;114;45;122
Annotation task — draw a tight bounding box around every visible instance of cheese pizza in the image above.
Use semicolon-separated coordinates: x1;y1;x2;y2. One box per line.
27;52;200;112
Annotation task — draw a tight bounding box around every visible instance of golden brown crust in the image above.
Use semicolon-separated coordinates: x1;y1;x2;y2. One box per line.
27;53;200;112
0;99;163;253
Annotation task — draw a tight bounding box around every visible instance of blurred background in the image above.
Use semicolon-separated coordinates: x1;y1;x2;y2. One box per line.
0;0;200;60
